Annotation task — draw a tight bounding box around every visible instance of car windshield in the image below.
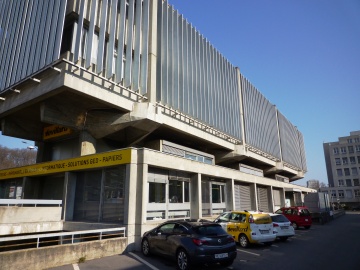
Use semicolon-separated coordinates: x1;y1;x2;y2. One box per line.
193;224;226;236
271;215;289;223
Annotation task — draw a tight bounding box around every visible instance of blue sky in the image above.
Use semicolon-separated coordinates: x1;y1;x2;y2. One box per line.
1;0;359;187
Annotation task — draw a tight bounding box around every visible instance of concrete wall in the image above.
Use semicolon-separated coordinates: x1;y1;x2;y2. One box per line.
0;238;127;270
0;207;62;235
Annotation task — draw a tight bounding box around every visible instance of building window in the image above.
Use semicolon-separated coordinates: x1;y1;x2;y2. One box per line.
350;157;356;164
346;190;353;198
355;138;360;143
352;167;358;175
169;179;190;203
335;158;341;165
346;179;352;187
344;168;350;176
338;190;344;198
341;147;347;154
338;179;344;186
342;157;348;164
357;156;360;163
331;190;337;197
333;147;339;155
355;189;360;197
212;184;225;203
348;146;354;153
356;145;360;152
149;182;166;203
354;179;360;186
337;169;343;176
347;139;353;144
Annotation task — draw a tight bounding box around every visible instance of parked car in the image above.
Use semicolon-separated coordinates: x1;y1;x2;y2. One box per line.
141;219;237;270
269;213;295;241
275;206;312;230
351;206;360;211
214;210;276;248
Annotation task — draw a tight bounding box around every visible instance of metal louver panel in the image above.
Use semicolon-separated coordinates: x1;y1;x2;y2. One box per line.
257;186;269;213
162;144;185;157
0;0;67;92
241;74;281;159
273;189;281;210
278;111;304;170
157;0;242;141
234;184;241;210
238;184;252;211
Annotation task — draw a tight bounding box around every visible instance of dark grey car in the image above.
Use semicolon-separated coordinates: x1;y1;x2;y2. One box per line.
141;220;237;270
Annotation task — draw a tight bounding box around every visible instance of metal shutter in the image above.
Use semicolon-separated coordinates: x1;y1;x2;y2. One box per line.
273;189;281;211
238;184;252;211
257;186;269;212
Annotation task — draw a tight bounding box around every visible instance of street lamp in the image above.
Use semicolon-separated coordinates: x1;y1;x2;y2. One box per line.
22;141;38;150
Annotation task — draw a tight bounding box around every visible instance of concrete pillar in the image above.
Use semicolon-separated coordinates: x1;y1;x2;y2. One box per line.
268;186;274;213
226;179;235;211
63;172;76;221
79;130;96;155
124;161;138;251
190;173;202;219
251;183;258;211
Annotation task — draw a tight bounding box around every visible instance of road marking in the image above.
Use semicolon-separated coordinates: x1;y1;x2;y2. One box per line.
237;249;260;256
72;264;80;270
129;252;160;270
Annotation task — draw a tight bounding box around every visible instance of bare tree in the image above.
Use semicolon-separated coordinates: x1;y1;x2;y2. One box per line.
0;145;37;169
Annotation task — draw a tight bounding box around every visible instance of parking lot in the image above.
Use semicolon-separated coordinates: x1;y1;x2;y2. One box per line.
50;212;360;270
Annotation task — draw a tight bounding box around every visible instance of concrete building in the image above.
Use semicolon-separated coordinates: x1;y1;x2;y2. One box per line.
321;131;360;208
0;0;315;251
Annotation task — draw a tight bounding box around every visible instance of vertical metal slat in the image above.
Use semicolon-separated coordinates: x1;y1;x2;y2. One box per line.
131;0;143;89
139;0;150;95
73;0;85;63
105;0;118;78
96;0;108;74
115;0;126;83
124;0;135;87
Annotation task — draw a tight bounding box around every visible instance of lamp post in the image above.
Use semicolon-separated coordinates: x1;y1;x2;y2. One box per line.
22;141;38;150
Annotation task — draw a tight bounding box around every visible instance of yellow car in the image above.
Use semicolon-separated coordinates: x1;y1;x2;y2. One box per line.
214;210;276;248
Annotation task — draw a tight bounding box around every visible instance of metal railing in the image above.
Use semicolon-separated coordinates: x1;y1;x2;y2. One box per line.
0;227;126;251
0;199;62;207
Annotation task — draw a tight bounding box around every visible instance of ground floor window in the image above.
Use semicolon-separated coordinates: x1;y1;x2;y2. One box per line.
147;168;191;220
0;179;22;199
73;166;125;222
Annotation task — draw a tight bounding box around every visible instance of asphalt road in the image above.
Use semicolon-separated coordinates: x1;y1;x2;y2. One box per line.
49;212;360;270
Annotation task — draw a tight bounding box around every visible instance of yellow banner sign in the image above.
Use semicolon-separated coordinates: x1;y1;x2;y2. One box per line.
0;149;132;180
43;125;72;140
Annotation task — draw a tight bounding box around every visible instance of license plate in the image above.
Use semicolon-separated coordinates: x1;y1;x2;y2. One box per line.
215;253;228;259
259;230;269;234
280;226;289;229
305;219;308;221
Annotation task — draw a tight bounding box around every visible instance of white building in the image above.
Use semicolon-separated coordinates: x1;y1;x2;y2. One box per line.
0;0;315;251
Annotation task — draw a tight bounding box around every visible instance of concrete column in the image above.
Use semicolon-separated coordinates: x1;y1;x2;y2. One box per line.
236;67;246;146
79;130;96;156
268;186;274;213
251;183;258;211
63;172;76;221
124;160;139;251
226;179;235;211
190;173;202;219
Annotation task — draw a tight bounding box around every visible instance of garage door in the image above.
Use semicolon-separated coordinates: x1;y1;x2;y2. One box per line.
234;184;252;211
257;186;269;213
273;189;282;211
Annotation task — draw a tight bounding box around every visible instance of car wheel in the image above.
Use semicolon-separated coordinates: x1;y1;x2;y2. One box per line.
177;248;190;270
279;236;288;241
141;238;151;256
291;222;298;230
220;259;234;267
239;234;249;248
304;226;311;230
264;241;273;246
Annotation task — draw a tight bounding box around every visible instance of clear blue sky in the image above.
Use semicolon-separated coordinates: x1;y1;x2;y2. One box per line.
1;0;359;187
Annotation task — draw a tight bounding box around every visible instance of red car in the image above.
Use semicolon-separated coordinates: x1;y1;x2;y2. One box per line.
275;206;312;230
